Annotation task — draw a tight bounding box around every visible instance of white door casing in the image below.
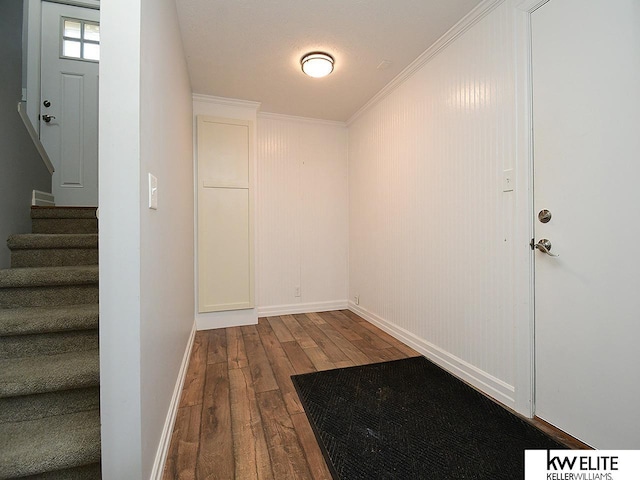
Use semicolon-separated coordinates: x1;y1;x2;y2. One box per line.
40;2;99;206
532;0;640;448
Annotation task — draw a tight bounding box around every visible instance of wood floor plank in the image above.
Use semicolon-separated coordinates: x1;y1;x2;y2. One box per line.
290;413;332;480
328;310;393;350
226;327;249;370
305;312;327;325
295;314;353;366
266;316;295;343
162;404;202;480
317;322;372;365
257;390;313;479
207;329;227;365
228;367;274;480
281;341;317;375
196;363;234;479
341;310;421;357
303;346;335;371
320;311;363;342
281;315;317;349
241;325;279;393
180;331;209;407
352;340;408;363
256;321;304;415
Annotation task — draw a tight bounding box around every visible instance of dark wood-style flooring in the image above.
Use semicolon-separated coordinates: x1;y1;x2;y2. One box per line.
162;310;585;480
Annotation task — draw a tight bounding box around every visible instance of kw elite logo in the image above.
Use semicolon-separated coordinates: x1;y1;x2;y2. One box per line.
525;450;640;480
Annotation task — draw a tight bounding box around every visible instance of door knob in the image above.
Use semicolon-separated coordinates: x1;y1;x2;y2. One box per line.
533;238;559;257
42;114;56;123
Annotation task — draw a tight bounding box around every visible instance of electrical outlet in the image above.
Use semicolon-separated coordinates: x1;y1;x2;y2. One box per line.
295;286;301;297
354;294;360;305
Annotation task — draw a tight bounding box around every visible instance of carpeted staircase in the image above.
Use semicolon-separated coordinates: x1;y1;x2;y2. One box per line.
0;207;101;479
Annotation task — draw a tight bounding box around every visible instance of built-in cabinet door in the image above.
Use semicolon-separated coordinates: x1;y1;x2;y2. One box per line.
197;116;254;312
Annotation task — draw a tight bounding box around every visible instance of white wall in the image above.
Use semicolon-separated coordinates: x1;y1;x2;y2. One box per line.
348;1;524;409
100;0;195;478
257;113;349;316
192;95;260;329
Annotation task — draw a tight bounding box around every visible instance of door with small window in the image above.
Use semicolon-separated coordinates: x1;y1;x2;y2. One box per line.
40;2;99;206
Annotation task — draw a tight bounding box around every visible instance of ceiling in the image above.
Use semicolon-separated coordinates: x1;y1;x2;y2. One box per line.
175;0;483;122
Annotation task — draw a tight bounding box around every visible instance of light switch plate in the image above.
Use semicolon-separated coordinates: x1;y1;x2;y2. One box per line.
502;169;514;192
148;173;158;209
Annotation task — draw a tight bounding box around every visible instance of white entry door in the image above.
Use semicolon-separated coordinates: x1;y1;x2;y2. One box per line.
40;2;99;206
532;0;640;448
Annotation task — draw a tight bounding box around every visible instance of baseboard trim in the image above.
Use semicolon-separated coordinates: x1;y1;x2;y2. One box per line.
257;300;349;317
31;190;55;206
348;302;515;408
150;321;197;480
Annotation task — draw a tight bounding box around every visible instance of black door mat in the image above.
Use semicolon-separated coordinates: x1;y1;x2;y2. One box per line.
292;356;566;479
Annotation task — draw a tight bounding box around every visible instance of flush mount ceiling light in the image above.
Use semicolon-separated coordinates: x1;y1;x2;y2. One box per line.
301;52;334;78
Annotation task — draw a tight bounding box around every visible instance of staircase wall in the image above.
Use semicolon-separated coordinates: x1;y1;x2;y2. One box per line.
0;2;52;269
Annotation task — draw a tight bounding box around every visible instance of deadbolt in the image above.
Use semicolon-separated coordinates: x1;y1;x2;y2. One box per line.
43;100;51;108
538;209;552;223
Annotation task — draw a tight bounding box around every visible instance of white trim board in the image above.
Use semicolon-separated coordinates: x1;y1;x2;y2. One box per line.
149;322;197;480
192;93;261;110
32;190;55;206
258;111;347;128
347;0;504;125
257;300;349;318
349;302;516;409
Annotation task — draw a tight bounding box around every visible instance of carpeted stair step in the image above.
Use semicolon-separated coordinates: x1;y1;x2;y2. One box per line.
0;329;98;359
19;463;101;480
0;266;98;308
0;386;100;424
31;207;98;235
8;234;98;268
0;304;99;336
0;349;99;398
0;409;101;478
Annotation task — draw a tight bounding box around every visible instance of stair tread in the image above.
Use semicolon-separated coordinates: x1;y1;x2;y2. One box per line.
31;207;98;220
0;266;98;288
0;349;99;398
8;234;98;250
0;409;100;478
0;304;99;336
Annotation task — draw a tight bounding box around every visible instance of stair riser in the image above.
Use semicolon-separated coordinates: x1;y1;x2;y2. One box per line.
32;219;98;235
11;249;98;268
0;387;99;424
0;330;98;359
0;285;98;308
0;305;99;336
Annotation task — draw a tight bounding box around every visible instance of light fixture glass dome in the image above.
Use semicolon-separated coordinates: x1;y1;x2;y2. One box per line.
301;52;334;78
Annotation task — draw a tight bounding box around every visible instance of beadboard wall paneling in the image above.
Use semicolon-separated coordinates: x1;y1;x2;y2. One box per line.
257;114;349;313
348;2;517;405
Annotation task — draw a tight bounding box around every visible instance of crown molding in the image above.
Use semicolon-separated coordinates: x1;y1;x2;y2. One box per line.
347;0;505;125
258;111;346;127
192;93;261;111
